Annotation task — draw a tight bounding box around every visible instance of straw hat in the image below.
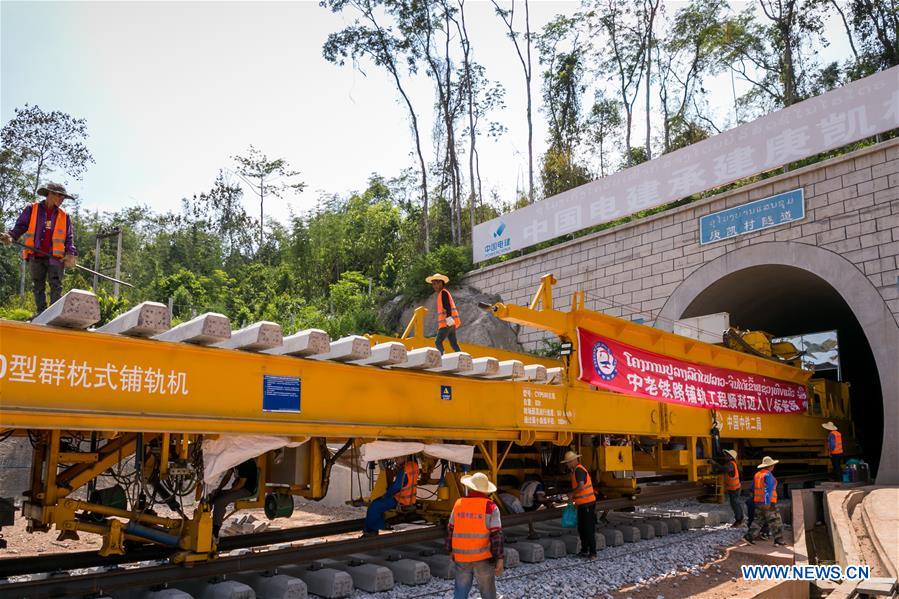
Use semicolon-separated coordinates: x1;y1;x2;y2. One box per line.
425;273;450;284
460;472;497;493
757;456;779;469
562;450;581;463
822;422;838;431
37;182;75;200
723;449;738;460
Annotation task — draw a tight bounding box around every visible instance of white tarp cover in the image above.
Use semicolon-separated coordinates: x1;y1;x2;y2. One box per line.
203;434;306;484
359;441;474;465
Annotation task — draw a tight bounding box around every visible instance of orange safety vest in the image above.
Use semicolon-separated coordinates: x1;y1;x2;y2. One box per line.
724;460;741;491
436;289;461;329
450;497;492;562
829;431;843;455
570;464;596;506
753;469;777;505
21;202;68;260
393;461;420;506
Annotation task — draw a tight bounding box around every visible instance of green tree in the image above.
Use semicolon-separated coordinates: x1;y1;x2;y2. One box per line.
322;0;432;251
583;95;622;177
231;145;304;247
0;104;94;198
491;0;535;203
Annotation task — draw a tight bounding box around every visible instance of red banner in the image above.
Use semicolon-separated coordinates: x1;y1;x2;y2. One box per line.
577;328;807;414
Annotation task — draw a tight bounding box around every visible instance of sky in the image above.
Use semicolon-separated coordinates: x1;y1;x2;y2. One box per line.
1;1;851;226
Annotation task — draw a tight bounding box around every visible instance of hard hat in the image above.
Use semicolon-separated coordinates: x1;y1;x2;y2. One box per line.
460;472;497;493
822;422;838;431
562;450;581;463
724;449;738;460
757;456;779;469
425;273;450;284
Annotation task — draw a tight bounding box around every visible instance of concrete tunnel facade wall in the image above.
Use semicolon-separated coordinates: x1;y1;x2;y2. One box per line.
463;140;899;484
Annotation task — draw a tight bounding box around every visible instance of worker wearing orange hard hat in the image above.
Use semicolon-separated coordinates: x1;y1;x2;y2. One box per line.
822;422;843;481
426;273;462;355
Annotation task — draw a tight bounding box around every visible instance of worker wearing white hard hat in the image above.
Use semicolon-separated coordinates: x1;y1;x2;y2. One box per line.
426;273;462;354
562;450;597;559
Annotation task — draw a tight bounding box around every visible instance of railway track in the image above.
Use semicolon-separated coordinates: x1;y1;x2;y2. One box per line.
0;483;704;598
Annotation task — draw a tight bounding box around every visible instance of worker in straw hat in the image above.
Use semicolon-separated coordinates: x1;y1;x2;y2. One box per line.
822;422;844;481
425;273;462;354
447;472;503;599
562;450;597;559
1;182;78;314
744;456;785;546
713;449;744;527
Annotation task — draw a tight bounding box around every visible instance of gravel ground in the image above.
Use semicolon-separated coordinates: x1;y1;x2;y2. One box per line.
350;501;745;599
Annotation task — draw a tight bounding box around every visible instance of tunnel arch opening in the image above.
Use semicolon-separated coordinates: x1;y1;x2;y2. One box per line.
677;264;883;473
655;241;899;483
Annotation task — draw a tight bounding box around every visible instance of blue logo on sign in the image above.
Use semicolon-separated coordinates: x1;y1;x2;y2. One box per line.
485;222;511;258
440;385;452;401
591;342;618;381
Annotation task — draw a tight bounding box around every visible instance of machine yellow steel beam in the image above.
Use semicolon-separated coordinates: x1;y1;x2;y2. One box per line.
1;297;833;450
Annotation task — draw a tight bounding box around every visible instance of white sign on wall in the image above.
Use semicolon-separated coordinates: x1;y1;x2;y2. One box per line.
473;66;899;263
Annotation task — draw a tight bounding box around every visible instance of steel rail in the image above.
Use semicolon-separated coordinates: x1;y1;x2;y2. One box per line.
0;485;704;598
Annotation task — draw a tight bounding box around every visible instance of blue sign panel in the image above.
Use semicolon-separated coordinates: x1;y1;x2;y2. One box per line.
440;385;452;401
699;188;804;245
262;375;301;413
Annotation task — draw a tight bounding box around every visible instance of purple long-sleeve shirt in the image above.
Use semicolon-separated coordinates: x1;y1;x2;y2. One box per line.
7;201;77;265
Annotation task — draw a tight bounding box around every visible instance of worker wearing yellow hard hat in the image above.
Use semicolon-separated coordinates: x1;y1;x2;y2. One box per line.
426;273;462;354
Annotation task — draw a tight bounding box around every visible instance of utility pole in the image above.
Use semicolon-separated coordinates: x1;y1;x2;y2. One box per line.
93;227;123;295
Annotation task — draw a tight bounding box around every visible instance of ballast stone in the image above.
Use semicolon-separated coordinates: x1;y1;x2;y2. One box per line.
96;301;170;337
154;312;231;345
214;321;283;351
32;289;100;329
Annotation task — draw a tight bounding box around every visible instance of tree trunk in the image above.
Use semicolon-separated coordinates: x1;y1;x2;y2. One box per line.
525;0;534;203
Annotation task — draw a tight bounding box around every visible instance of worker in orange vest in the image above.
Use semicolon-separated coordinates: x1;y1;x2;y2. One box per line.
822;422;843;481
426;273;462;354
447;472;503;599
717;449;744;527
1;183;78;313
744;456;785;546
563;450;597;559
363;455;419;536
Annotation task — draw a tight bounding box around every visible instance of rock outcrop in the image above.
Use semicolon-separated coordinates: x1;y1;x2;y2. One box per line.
381;285;523;352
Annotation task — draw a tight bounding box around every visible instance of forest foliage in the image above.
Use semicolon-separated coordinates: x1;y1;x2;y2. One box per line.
1;0;895;334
